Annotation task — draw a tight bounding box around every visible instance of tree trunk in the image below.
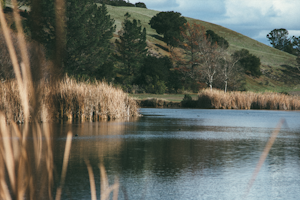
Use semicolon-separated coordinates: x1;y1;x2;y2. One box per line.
209;75;213;91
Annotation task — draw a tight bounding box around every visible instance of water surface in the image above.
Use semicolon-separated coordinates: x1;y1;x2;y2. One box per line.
53;109;300;200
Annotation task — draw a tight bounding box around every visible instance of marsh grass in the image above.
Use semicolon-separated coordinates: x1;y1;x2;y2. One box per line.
198;88;300;110
0;1;121;199
0;77;139;123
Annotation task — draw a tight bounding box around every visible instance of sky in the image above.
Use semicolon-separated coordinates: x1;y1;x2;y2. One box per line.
130;0;300;45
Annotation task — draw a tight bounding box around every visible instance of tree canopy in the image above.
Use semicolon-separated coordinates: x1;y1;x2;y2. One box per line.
267;28;299;55
136;56;172;94
206;30;229;49
115;12;147;86
149;11;187;47
232;49;261;77
27;0;116;79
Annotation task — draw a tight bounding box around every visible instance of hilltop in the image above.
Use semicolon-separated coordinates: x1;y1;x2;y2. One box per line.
105;5;299;93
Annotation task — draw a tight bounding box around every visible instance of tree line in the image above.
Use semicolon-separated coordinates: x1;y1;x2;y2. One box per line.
1;1;264;94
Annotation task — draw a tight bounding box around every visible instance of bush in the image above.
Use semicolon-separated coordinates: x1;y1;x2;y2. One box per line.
233;49;262;77
136;55;172;94
183;94;192;101
135;2;146;8
206;30;229;49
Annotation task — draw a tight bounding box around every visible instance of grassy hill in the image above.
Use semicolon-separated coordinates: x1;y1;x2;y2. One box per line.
105;5;299;93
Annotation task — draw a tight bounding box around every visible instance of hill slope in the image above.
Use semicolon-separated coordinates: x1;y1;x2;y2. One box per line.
105;5;299;93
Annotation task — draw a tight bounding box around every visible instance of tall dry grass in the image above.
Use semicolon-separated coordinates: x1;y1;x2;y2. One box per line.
0;1;121;199
198;88;300;110
0;76;139;123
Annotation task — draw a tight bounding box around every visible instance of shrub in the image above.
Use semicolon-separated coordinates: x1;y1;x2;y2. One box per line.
135;2;146;8
183;94;192;101
232;49;262;77
206;30;229;49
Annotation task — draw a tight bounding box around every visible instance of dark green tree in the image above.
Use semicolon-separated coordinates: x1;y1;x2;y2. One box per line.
28;1;116;80
267;28;289;50
292;36;300;55
266;28;295;54
136;56;172;94
64;2;116;80
115;12;147;85
232;49;261;77
149;11;187;47
135;2;146;8
206;30;229;49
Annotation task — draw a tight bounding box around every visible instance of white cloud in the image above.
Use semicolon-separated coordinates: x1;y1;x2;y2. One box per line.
217;0;300;28
129;0;299;44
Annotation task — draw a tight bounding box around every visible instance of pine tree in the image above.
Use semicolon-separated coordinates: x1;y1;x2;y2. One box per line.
64;2;116;78
115;12;147;84
28;1;116;79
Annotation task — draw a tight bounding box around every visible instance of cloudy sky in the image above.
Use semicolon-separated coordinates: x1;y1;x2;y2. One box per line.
130;0;300;45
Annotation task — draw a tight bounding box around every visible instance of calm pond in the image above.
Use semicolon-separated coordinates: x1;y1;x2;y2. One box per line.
53;109;300;200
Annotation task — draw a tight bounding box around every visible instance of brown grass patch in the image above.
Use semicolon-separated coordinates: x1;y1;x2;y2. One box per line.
198;88;300;110
0;76;139;122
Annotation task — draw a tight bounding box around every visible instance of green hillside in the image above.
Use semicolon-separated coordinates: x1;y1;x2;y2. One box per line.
105;5;299;93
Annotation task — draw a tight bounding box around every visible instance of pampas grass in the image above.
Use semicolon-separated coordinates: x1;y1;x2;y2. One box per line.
198;88;300;110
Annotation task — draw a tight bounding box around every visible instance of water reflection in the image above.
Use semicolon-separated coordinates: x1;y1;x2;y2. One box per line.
53;109;300;200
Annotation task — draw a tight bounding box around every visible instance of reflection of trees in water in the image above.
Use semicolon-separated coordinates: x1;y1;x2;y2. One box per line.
53;119;136;169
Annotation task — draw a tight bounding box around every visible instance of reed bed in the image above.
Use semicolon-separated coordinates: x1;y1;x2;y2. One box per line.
0;0;122;199
0;76;139;123
198;88;300;110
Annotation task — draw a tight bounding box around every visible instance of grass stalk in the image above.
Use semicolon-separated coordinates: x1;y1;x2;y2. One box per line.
55;131;72;200
244;119;285;198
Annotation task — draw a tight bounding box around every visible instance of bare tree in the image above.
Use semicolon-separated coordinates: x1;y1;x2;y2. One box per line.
175;22;222;90
219;54;244;92
198;36;221;90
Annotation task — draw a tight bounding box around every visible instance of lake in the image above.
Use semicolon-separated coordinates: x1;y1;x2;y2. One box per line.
53;109;300;200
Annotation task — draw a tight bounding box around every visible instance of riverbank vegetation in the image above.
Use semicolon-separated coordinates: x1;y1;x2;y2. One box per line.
0;76;139;122
0;1;120;199
198;89;300;110
2;1;299;95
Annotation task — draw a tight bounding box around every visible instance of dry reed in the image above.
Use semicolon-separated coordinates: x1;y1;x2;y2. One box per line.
0;76;139;123
198;88;300;110
0;1;121;199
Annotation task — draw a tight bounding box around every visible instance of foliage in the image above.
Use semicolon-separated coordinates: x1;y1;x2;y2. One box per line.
206;30;229;49
65;2;116;80
232;49;261;77
267;28;299;55
115;12;147;85
183;94;192;101
175;22;205;80
149;11;187;47
27;1;116;80
176;22;222;90
167;69;184;93
96;0;134;7
136;55;172;94
135;2;146;8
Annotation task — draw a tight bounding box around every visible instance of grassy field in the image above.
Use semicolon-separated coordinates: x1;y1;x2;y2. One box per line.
104;5;299;93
